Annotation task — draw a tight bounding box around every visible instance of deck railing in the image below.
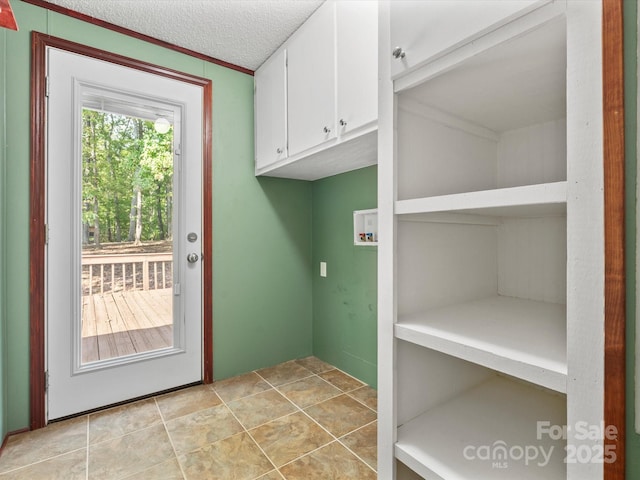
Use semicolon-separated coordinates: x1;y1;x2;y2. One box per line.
82;252;173;296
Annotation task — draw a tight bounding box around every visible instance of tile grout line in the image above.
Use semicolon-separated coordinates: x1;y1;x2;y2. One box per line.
213;374;287;417
345;389;378;414
154;397;188;480
253;366;378;434
248;469;284;480
254;372;316;390
335;419;378;474
0;416;92;476
276;439;342;471
153;384;284;478
88;400;186;479
180;373;318;479
312;365;378;472
84;417;166;448
286;362;376;412
218;375;378;423
255;365;378;473
271;425;377;477
0;447;89;476
272;379;374;440
274;369;378;475
312;365;377;412
211;378;282;404
274;435;377;475
215;390;281;477
256;368;366;415
252;368;349;476
324;366;366;385
244;370;312;478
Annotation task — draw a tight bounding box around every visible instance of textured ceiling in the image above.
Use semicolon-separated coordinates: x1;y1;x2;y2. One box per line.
44;0;325;71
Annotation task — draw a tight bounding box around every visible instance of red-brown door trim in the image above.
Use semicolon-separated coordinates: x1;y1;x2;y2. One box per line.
602;0;626;478
29;32;214;429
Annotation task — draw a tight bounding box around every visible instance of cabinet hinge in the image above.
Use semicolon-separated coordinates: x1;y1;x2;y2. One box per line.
175;143;181;156
45;76;50;98
173;283;181;296
45;224;49;245
44;371;49;392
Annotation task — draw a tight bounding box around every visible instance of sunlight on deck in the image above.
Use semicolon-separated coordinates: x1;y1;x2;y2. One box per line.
81;288;173;364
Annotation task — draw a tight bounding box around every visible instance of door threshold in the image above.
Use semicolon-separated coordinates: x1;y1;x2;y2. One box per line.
47;381;203;424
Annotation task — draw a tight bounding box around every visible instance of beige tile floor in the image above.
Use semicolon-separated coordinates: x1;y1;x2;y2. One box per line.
0;357;377;479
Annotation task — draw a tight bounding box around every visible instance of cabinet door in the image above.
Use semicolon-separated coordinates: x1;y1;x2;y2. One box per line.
255;48;287;170
390;0;548;78
287;2;336;156
336;0;377;135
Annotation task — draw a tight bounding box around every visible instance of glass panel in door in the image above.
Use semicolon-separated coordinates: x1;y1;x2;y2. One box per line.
79;99;176;365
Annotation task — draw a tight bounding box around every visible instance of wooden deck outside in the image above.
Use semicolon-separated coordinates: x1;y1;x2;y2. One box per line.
81;288;173;364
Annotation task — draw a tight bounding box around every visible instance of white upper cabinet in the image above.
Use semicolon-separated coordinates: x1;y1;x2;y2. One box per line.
287;2;336;157
254;0;378;180
254;48;287;170
336;0;378;135
389;0;550;78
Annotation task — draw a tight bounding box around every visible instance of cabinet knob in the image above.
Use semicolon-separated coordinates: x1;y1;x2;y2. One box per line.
392;47;406;59
276;148;283;154
339;119;347;127
323;126;331;134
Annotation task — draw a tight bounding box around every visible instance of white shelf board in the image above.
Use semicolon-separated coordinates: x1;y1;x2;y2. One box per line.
396;181;567;218
396;376;567;480
395;296;566;393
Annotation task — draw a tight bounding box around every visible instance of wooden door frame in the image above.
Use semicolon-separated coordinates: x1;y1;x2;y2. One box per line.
603;0;626;479
29;32;213;429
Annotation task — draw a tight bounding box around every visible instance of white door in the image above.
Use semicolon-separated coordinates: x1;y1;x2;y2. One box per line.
389;0;547;78
46;47;203;420
255;48;287;170
336;0;378;135
287;1;336;155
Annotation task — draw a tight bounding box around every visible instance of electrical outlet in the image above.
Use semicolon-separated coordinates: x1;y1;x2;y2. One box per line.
320;262;327;277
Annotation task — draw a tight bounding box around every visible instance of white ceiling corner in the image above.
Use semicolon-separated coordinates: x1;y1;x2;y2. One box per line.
44;0;325;71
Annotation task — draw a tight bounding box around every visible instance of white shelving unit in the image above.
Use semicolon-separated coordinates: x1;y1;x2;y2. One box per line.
354;208;378;246
396;376;567;480
378;1;606;479
396;296;566;393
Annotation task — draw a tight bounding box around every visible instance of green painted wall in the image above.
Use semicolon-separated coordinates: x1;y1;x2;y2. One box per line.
312;166;377;388
625;1;639;478
0;1;313;433
1;27;7;441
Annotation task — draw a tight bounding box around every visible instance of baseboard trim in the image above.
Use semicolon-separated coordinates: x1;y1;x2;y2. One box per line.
0;428;30;456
